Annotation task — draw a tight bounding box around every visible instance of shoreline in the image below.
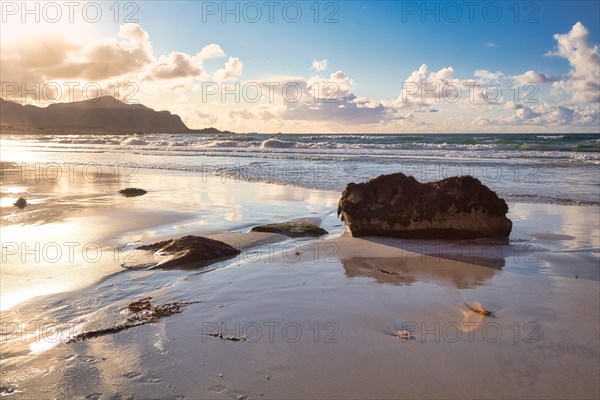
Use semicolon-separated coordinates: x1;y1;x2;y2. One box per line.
2;160;599;208
2;165;598;310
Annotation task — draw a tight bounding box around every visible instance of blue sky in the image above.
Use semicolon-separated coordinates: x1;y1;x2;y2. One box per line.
136;1;600;96
1;0;599;132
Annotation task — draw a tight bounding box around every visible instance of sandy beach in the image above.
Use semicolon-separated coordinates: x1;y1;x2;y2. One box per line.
1;166;598;399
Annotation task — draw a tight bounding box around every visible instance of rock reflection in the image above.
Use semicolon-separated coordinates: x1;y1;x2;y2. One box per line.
341;254;501;289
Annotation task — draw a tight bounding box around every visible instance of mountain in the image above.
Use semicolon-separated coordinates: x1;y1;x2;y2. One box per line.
0;97;231;134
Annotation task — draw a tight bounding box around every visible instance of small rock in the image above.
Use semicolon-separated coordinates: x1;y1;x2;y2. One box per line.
251;222;328;238
396;330;413;339
119;188;147;197
13;197;27;209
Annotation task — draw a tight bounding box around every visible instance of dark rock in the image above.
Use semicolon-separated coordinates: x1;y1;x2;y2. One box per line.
119;188;147;197
337;173;511;239
137;235;240;269
251;222;328;237
13;197;27;209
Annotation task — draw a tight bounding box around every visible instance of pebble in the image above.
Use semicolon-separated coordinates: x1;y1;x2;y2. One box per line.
396;330;412;339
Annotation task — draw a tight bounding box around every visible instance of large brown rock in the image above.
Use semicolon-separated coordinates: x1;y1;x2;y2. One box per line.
337;173;512;239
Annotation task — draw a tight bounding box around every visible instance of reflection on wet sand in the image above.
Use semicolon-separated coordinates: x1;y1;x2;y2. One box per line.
1;162;123;226
361;236;507;269
341;255;500;289
333;234;505;289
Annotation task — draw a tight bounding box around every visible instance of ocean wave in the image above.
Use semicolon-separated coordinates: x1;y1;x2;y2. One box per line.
120;137;148;146
199;140;247;148
260;138;297;148
536;135;565;140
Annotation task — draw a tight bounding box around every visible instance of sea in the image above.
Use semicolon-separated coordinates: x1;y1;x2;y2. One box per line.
1;132;599;205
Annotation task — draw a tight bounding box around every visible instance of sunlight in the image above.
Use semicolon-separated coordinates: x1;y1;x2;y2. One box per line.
0;1;104;44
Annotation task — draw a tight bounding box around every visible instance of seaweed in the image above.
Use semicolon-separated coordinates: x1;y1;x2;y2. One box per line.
67;298;199;343
207;332;247;342
465;302;492;317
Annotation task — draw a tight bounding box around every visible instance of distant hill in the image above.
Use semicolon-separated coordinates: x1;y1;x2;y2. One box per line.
0;97;232;134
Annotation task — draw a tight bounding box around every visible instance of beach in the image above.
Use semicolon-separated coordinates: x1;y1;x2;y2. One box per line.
2;1;599;397
1;154;598;399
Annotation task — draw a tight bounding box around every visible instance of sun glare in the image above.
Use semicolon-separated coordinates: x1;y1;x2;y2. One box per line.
1;1;106;44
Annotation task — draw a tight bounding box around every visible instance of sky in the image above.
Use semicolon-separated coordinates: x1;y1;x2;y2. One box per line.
1;0;599;133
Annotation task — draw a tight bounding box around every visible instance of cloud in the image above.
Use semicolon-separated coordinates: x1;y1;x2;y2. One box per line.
145;52;201;80
279;94;388;124
197;109;219;125
484;42;497;48
311;59;328;72
393;64;504;107
474;70;505;81
198;44;226;61
547;22;600;102
495;101;598;126
56;23;153;80
512;70;555;84
210;66;389;126
0;24;243;102
212;57;244;81
307;70;354;99
1;23;153;84
144;44;228;81
394;64;458;107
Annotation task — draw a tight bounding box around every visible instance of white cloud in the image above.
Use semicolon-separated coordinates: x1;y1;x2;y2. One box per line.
512;70;554;84
484;42;497;48
392;64;504;108
0;24;244;102
307;70;354;99
496;102;598;126
547;22;600;102
209;66;389;126
145;44;235;82
212;57;244;81
198;44;226;61
1;23;154;84
145;52;200;80
394;64;457;107
311;59;328;72
474;69;505;81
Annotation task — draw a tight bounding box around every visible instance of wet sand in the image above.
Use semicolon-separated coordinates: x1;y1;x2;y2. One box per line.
1;167;599;399
1;167;341;310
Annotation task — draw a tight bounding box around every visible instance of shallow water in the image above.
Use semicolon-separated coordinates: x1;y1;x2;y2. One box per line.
2;132;599;204
0;169;342;310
